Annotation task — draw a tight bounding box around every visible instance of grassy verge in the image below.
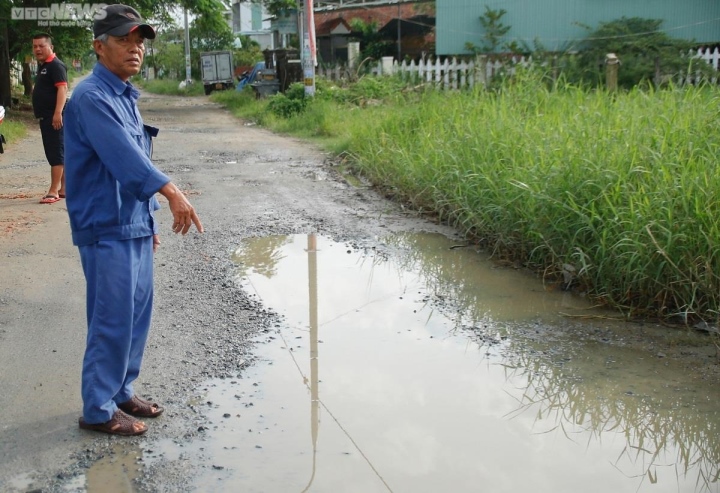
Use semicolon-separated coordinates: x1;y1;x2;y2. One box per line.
213;74;720;324
135;78;205;97
67;68;89;86
0;109;32;148
349;77;720;324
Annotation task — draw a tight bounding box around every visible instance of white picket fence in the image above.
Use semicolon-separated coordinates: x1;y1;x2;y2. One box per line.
698;46;720;70
318;55;527;89
384;55;530;89
318;47;720;89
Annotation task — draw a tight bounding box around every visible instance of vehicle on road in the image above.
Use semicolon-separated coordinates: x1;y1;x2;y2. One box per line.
200;51;235;95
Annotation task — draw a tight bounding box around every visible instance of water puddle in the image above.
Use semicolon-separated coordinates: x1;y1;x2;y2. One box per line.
163;233;719;492
58;443;142;492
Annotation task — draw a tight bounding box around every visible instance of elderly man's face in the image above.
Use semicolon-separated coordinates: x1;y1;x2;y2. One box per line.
94;29;145;82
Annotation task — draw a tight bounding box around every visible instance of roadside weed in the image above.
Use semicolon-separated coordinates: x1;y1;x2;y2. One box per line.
211;73;720;323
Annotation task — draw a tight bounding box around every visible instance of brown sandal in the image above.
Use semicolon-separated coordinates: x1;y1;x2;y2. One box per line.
79;409;148;436
118;395;164;418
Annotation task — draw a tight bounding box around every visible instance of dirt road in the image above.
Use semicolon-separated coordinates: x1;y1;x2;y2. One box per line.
1;90;718;493
0;91;452;492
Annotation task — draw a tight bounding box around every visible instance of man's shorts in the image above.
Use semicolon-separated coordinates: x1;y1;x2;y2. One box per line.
39;117;64;166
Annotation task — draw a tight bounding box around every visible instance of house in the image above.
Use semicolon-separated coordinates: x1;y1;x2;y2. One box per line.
230;0;274;50
377;13;435;58
315;17;353;64
314;0;435;64
436;0;720;55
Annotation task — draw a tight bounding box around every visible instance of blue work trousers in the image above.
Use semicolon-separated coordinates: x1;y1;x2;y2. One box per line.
78;236;154;424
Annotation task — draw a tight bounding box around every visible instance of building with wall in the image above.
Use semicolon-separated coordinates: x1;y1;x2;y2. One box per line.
314;1;435;63
436;0;720;55
230;0;274;50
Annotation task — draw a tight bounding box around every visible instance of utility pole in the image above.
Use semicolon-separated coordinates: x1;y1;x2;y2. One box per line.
0;18;12;108
184;7;192;84
396;2;401;61
302;0;315;97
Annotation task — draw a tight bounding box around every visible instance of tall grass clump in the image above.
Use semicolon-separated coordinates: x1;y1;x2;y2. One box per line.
346;69;720;323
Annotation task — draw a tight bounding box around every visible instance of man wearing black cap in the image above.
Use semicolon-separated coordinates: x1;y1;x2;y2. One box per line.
64;4;203;436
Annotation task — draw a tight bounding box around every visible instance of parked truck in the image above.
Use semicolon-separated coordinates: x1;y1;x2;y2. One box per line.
200;51;235;95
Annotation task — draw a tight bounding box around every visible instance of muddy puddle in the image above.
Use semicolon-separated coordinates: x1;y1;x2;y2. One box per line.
89;233;720;492
60;444;143;492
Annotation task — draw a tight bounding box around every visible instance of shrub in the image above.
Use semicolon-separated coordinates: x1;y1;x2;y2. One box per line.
576;17;709;89
268;84;309;117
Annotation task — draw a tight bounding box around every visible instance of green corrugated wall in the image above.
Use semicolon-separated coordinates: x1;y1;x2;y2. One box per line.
437;0;720;55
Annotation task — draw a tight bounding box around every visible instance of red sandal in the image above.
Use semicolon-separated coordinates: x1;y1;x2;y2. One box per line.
118;395;164;418
79;409;148;436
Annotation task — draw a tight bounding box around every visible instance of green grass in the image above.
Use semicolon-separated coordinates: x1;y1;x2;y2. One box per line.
0;111;30;148
210;87;267;121
135;78;205;97
67;68;89;85
206;73;720;324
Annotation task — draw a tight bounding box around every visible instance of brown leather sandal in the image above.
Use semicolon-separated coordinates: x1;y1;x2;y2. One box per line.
118;395;164;418
79;409;148;436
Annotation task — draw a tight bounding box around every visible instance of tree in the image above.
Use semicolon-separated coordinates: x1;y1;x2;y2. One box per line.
1;0;94;106
190;7;234;52
464;6;516;55
232;34;263;67
0;0;231;107
348;18;393;63
150;32;184;78
247;0;296;17
577;17;705;89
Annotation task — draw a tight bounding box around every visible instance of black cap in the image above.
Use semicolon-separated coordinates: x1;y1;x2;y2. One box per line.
93;4;156;40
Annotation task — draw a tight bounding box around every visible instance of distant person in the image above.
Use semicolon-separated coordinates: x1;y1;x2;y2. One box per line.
31;33;67;204
0;105;5;153
64;4;203;436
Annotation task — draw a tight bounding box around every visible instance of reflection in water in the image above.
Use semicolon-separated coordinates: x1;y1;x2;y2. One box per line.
379;232;605;324
356;233;720;489
303;233;319;493
290;234;394;493
384;233;720;490
62;442;143;492
231;235;291;279
218;233;720;492
502;345;720;491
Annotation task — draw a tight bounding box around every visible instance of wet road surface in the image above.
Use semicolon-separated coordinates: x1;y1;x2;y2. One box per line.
145;233;720;493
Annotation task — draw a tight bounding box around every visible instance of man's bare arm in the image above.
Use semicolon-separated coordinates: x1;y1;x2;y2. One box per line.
53;84;67;130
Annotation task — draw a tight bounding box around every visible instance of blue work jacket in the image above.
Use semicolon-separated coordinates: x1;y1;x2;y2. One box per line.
64;62;170;246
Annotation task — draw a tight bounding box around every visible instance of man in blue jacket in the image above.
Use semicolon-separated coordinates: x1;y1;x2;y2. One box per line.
64;4;203;436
